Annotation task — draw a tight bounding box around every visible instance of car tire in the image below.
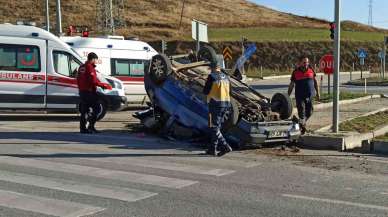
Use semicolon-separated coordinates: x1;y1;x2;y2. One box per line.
96;100;107;121
198;45;218;65
271;93;293;120
148;54;172;85
223;99;239;131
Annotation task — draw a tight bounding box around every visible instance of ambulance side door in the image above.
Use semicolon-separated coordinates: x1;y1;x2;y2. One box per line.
0;37;46;109
46;44;80;109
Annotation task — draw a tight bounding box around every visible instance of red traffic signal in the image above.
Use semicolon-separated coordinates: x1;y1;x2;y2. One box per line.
329;22;335;40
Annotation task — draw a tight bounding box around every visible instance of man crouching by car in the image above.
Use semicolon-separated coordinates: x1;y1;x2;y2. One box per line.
203;62;233;157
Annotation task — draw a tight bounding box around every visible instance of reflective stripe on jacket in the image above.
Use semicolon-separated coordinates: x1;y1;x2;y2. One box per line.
203;72;231;107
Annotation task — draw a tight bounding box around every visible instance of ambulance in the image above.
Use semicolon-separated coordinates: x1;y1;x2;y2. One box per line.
61;36;158;104
0;24;127;119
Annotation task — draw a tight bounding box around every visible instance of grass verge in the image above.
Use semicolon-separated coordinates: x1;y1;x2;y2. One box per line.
208;27;387;42
319;92;369;103
339;110;388;133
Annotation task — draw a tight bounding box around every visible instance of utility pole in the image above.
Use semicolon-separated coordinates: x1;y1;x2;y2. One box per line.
109;0;114;34
178;0;186;29
333;0;341;133
45;0;50;31
368;0;373;26
96;0;125;34
56;0;62;35
384;36;387;79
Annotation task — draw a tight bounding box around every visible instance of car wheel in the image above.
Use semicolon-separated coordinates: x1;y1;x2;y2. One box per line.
148;54;172;85
271;93;293;120
96;100;107;121
198;45;218;65
223;99;239;131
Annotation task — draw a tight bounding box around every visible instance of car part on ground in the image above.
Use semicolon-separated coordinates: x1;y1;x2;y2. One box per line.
135;46;301;147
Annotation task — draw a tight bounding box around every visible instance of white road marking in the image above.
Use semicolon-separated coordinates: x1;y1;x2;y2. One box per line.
283;194;388;211
23;148;235;176
0;156;198;189
0;189;104;217
0;170;157;202
85;157;235;176
167;156;262;168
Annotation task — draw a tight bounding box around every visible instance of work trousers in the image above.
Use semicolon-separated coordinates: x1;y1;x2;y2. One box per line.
79;91;99;130
296;97;314;126
208;106;230;150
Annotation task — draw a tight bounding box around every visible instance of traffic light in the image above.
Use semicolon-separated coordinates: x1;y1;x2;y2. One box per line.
330;22;335;40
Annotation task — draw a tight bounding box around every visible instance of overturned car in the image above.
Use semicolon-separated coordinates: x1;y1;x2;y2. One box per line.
135;46;301;148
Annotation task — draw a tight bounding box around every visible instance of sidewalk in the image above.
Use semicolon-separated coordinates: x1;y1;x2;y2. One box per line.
308;97;388;131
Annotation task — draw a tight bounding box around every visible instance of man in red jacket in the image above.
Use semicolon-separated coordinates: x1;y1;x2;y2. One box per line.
77;52;111;134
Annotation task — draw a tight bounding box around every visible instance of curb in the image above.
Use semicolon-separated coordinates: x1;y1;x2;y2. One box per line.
302;124;388;152
261;71;370;80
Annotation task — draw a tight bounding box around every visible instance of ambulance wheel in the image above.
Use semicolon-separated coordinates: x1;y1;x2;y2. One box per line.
198;45;218;65
223;99;239;131
149;54;172;85
271;93;293;120
96;100;107;121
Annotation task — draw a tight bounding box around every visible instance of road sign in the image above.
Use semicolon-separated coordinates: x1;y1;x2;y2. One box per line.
358;49;367;59
360;58;365;66
319;54;334;75
379;51;384;59
191;20;208;43
235;44;257;72
223;46;233;61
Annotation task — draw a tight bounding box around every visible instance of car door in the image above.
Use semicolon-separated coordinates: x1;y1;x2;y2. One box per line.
46;49;81;109
0;37;46;109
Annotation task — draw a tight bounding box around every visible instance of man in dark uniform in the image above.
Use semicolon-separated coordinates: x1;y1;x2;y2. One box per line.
77;52;111;134
203;63;233;157
288;57;320;134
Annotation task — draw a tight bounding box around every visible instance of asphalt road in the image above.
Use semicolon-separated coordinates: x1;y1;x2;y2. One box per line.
0;112;387;217
248;73;388;97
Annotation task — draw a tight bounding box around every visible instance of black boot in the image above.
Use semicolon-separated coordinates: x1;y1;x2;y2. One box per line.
88;126;100;134
218;144;232;157
205;145;217;157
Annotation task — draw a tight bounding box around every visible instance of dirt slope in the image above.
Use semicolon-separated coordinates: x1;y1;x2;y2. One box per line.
0;0;385;40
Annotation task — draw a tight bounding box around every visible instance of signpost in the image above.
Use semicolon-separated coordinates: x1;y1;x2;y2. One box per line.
333;0;341;133
379;50;384;78
191;20;208;53
319;54;334;94
358;48;367;79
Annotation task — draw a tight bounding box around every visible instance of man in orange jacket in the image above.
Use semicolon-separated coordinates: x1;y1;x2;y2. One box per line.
77;52;112;134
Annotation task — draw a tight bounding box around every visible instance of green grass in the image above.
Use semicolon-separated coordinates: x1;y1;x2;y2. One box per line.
206;27;386;42
245;68;290;78
319;92;369;103
339;111;388;133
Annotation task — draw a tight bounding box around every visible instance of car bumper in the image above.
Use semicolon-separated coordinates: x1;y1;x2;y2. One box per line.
227;119;301;145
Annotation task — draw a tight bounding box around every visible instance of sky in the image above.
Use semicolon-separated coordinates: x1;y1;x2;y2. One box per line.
250;0;388;29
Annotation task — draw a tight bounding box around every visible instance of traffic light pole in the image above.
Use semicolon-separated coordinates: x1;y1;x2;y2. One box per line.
384;37;387;79
333;0;341;133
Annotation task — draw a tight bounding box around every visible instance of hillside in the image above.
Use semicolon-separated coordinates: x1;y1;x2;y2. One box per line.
1;0;386;41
